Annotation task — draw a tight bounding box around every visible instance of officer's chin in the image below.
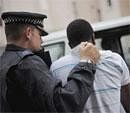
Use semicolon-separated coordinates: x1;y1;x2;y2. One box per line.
32;46;43;53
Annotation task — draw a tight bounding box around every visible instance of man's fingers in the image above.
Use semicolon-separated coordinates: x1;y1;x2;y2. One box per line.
80;42;100;64
80;42;88;48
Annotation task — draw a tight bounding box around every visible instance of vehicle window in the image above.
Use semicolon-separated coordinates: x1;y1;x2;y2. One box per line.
121;35;130;67
0;47;5;55
95;38;103;50
44;42;65;62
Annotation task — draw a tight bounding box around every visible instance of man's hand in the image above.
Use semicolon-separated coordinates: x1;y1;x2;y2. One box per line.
80;42;100;64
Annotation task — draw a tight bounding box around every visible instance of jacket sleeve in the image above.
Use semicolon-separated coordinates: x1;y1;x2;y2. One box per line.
12;56;95;112
53;62;95;112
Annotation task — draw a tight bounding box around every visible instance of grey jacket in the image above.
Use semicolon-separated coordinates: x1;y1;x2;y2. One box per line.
0;44;95;112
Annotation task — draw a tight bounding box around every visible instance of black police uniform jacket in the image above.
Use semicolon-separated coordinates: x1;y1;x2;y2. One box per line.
0;44;95;112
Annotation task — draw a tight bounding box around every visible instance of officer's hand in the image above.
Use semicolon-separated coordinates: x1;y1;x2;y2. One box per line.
80;42;100;64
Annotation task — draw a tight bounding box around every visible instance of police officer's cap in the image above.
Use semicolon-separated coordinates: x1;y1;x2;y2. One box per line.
1;12;48;36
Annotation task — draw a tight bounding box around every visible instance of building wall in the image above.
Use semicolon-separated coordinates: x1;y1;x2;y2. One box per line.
47;0;75;31
75;0;100;23
98;0;121;20
47;0;101;31
1;0;130;31
98;0;130;21
120;0;130;17
2;0;41;12
0;0;130;50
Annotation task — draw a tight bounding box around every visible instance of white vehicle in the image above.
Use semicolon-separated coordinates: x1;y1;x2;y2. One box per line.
42;16;130;69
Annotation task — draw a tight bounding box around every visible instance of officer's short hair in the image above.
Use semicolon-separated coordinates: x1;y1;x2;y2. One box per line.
67;19;94;48
4;24;34;41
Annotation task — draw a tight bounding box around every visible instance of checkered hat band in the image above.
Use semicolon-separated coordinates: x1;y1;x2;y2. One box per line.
4;16;43;27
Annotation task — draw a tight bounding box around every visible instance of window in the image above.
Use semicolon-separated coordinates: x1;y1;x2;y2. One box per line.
107;0;112;7
44;42;65;62
95;38;103;50
121;35;130;67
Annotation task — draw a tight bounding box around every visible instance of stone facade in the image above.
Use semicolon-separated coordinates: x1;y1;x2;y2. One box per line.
0;0;130;51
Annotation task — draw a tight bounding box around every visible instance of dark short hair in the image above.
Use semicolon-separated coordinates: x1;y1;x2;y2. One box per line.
5;24;27;41
5;24;35;41
67;19;94;48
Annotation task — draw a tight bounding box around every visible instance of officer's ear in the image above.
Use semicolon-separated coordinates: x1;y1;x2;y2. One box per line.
25;26;33;41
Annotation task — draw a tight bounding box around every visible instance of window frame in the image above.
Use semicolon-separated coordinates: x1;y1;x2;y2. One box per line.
107;0;112;7
43;41;65;62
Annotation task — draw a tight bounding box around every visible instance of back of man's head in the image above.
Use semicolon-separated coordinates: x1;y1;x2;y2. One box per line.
67;19;94;48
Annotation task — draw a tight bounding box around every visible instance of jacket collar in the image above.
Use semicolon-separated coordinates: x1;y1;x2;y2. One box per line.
5;44;29;51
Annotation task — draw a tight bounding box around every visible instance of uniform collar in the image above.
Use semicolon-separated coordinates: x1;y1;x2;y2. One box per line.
5;44;28;51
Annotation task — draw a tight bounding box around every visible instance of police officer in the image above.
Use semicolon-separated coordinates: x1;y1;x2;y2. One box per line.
0;12;100;112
